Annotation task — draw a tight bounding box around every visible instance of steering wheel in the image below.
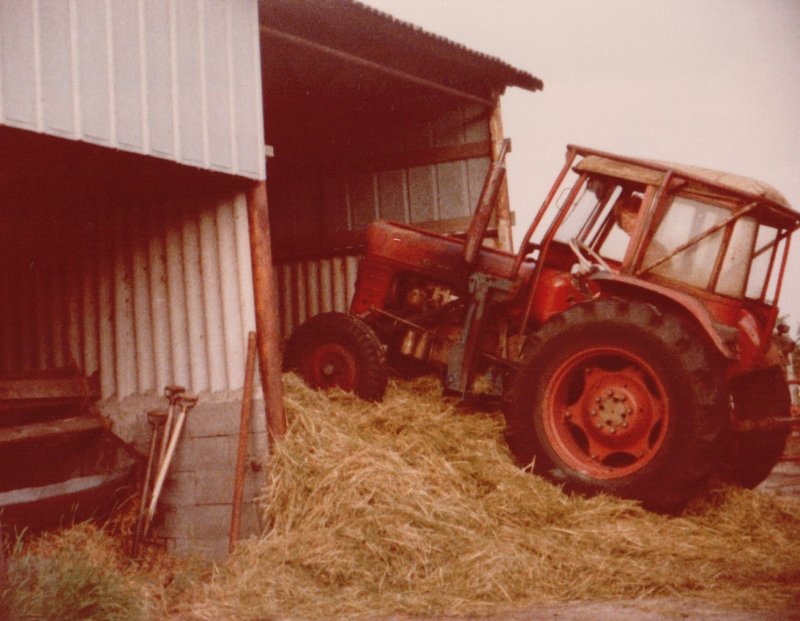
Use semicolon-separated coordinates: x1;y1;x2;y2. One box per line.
569;238;616;274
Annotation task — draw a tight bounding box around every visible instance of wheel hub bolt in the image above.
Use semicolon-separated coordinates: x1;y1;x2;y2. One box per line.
322;364;335;375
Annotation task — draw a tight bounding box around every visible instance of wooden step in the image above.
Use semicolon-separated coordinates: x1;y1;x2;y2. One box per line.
0;372;100;412
0;415;109;446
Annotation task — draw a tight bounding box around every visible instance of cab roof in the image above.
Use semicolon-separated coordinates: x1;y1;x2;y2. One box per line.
572;146;799;229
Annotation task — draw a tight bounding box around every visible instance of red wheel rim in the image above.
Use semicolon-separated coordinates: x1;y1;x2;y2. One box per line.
542;346;669;479
303;343;358;391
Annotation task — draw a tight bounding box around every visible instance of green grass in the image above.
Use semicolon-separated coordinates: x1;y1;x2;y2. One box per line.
2;525;146;621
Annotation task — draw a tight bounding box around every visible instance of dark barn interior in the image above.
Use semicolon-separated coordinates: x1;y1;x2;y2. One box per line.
259;0;541;335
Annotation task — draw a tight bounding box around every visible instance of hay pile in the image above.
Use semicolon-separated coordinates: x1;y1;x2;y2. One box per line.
195;374;800;620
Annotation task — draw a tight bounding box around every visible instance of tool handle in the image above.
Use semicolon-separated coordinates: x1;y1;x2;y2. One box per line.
178;394;199;408
133;411;165;555
164;385;186;400
144;409;188;536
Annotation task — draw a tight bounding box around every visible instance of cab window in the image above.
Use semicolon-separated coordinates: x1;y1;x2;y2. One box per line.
641;195;757;298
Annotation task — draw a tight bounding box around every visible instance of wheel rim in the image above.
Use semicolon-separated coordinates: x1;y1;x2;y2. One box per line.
542;346;669;479
303;343;358;391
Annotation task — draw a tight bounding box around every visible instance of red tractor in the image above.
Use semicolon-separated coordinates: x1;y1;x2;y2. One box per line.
285;142;799;511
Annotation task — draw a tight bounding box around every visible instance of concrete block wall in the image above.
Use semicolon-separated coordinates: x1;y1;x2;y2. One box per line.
103;390;269;560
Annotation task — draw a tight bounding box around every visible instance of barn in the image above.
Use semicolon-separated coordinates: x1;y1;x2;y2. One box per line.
0;0;541;557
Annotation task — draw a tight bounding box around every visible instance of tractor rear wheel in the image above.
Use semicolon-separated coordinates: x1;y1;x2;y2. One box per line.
283;312;388;402
723;366;791;488
504;299;728;513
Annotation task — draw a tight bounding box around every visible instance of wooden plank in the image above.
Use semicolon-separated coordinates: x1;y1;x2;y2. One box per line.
363;140;491;173
298;140;492;175
0;376;98;409
489;101;514;251
0;415;108;446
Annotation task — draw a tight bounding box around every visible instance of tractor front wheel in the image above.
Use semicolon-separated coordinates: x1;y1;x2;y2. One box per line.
283;312;388;402
504;299;728;513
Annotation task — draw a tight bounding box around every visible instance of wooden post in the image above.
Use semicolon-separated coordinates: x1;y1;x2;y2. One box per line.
230;331;258;553
0;524;9;621
489;97;514;252
246;181;287;442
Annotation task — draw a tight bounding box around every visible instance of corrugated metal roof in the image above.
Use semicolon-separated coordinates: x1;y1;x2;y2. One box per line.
260;0;543;98
345;0;543;92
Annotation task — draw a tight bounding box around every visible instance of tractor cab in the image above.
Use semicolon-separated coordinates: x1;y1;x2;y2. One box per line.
515;146;800;374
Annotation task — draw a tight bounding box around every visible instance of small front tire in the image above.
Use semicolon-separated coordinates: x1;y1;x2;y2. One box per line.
284;312;388;402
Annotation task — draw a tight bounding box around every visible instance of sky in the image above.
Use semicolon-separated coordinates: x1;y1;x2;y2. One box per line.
361;0;800;332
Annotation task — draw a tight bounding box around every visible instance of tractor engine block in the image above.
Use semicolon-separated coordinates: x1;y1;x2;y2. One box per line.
391;277;458;366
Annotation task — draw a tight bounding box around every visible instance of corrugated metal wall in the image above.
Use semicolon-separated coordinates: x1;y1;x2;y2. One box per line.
275;255;360;340
0;0;264;180
336;104;491;227
0;189;256;400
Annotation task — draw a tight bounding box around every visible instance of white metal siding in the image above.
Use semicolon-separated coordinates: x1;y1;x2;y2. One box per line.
276;256;360;340
0;0;265;180
0;191;256;399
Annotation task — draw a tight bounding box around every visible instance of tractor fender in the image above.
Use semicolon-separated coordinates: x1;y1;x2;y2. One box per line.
588;273;737;360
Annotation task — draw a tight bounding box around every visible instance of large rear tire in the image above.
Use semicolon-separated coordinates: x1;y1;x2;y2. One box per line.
723;366;790;488
283;312;388;402
504;299;728;513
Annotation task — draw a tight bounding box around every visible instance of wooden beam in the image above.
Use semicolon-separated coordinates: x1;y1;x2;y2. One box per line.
352;140;492;173
266;140;493;175
246;181;287;443
261;26;495;109
0;523;7;621
0;376;98;411
489;100;514;252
